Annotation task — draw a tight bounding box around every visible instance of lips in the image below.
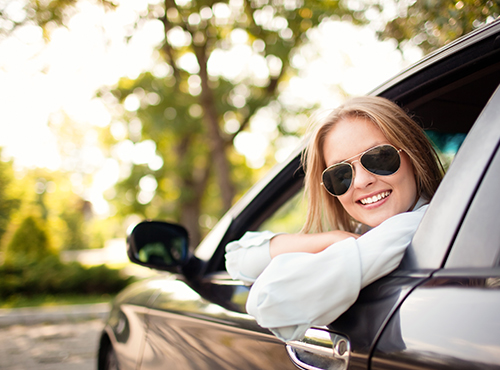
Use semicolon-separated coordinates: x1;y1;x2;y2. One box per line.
359;191;391;205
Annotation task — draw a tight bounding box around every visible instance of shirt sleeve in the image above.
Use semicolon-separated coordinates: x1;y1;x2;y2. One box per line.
225;230;276;283
245;205;428;342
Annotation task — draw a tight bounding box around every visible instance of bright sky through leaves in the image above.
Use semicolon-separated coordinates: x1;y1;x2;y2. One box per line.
0;0;423;215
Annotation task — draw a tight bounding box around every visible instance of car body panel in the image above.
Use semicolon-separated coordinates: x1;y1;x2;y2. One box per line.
103;279;162;370
139;276;296;369
325;276;428;370
372;272;500;370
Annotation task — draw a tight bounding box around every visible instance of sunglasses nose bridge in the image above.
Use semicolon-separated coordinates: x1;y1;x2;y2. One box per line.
351;159;377;188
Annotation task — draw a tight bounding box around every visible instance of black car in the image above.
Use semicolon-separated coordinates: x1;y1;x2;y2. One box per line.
98;19;500;370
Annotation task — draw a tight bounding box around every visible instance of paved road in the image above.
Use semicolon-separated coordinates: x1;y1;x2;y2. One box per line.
0;318;105;370
0;304;109;370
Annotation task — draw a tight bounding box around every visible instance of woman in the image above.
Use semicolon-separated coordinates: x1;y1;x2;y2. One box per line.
225;96;443;342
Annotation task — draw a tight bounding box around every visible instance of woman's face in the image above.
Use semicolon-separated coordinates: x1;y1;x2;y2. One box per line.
323;116;417;227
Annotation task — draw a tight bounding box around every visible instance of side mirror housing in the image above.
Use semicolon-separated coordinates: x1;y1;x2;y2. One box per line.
127;221;190;272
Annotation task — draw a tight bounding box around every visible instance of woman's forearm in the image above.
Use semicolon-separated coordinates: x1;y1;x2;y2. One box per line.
269;231;359;258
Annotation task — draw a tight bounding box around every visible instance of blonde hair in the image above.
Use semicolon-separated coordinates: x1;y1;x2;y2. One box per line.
302;96;443;233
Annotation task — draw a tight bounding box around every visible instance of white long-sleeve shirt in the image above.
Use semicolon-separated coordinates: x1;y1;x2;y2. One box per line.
225;203;428;342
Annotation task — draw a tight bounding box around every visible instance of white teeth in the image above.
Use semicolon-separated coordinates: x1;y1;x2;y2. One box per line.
360;191;390;205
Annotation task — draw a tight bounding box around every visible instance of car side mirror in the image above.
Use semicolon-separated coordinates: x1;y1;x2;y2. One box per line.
127;221;190;271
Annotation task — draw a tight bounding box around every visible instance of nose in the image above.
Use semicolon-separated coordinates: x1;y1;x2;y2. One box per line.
351;161;376;190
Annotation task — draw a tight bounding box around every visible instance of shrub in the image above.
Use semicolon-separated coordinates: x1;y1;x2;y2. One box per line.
0;256;134;299
4;215;55;265
0;214;134;300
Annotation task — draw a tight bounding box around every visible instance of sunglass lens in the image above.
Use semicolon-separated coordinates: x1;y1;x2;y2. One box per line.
361;145;400;175
323;164;352;196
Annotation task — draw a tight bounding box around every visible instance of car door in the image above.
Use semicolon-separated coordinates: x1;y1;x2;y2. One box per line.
371;85;500;370
138;274;303;370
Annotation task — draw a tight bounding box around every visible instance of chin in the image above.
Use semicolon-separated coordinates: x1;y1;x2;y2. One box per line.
359;210;400;228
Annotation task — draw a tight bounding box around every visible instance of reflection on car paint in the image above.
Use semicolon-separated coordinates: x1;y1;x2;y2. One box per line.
373;276;500;370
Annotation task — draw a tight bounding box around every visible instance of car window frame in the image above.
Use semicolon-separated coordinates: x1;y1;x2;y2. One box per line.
444;130;500;268
407;84;500;271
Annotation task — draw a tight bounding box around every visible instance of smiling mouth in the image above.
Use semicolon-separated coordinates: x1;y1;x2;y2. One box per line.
359;191;391;205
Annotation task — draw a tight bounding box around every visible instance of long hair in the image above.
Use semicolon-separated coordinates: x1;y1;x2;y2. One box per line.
302;96;444;233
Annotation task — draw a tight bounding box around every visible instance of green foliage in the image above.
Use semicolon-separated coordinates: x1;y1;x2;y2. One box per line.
0;154;20;245
379;0;500;53
0;203;133;300
1;293;114;309
4;215;55;265
0;0;116;40
0;165;110;253
0;255;134;299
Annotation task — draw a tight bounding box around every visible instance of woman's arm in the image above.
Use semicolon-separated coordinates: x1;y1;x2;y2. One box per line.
269;231;359;258
246;205;428;342
226;230;359;283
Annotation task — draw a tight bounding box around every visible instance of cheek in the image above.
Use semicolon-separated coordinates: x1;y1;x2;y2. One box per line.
337;196;349;210
337;192;356;216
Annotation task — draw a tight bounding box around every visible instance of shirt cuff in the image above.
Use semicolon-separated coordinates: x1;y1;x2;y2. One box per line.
225;231;275;283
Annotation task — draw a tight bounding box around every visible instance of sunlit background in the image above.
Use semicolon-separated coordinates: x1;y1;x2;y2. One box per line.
0;0;422;216
0;0;497;306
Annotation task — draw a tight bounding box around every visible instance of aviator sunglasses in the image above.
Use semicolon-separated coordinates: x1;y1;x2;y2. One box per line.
321;144;402;197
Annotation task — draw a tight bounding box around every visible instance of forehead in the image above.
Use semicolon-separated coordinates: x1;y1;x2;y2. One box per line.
322;117;390;166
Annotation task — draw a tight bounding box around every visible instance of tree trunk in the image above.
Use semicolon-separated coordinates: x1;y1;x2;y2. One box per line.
175;136;211;248
195;46;235;212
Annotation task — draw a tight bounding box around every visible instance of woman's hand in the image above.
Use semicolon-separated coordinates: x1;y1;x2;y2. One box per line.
269;231;360;258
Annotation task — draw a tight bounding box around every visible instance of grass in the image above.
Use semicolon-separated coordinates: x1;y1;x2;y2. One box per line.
0;294;116;309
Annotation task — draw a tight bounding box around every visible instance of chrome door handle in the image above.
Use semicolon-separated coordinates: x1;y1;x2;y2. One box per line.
286;327;350;370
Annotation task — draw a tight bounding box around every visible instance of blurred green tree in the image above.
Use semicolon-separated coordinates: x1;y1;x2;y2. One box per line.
0;0;115;39
0;166;107;255
4;0;497;249
100;0;368;246
4;215;54;265
0;152;20;246
379;0;500;53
